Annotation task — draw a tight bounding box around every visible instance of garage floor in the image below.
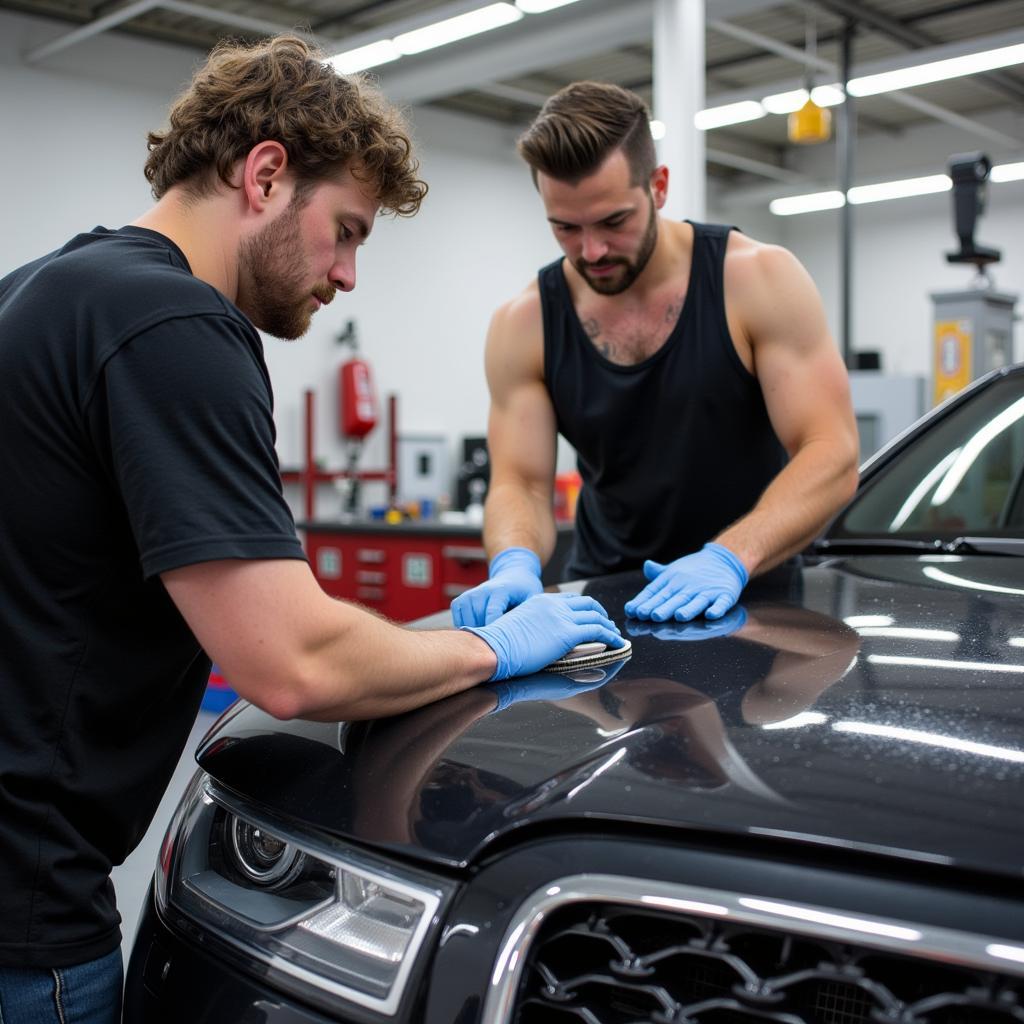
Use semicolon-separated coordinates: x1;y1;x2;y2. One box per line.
111;708;219;959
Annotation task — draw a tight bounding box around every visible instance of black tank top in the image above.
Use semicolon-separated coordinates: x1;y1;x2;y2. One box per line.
541;221;787;578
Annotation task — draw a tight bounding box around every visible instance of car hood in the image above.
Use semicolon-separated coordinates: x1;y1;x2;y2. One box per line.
197;556;1024;879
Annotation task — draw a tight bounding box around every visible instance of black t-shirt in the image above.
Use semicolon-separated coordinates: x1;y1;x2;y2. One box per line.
0;226;305;968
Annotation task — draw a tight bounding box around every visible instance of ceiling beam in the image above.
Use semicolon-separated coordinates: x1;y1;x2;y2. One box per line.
25;0;160;62
706;146;808;183
160;0;318;40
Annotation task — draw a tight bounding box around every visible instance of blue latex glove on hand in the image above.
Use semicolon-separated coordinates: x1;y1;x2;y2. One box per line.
451;547;543;627
627;605;748;641
462;592;624;681
624;543;748;622
486;658;626;712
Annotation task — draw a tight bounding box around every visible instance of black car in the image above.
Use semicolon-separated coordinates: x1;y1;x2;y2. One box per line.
125;364;1024;1024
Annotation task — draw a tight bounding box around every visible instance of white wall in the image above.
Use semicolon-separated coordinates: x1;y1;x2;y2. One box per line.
0;12;196;267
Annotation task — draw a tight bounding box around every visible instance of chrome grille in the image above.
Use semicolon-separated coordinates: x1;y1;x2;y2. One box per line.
512;904;1024;1023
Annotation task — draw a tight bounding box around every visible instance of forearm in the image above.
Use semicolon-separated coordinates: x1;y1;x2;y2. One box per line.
286;610;498;722
169;559;617;724
716;437;859;576
482;477;556;563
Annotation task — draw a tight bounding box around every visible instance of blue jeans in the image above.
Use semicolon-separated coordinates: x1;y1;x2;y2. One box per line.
0;947;122;1024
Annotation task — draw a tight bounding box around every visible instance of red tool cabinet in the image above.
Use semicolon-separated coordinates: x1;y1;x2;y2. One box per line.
301;522;489;622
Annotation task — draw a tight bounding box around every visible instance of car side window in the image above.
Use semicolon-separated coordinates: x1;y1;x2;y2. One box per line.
839;375;1024;538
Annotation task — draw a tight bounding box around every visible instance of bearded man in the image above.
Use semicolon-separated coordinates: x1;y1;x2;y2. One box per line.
452;81;859;630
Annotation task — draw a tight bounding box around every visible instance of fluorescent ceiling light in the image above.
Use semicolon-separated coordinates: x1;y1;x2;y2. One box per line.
516;0;581;11
704;44;1024;131
769;190;845;216
992;161;1024;182
811;84;845;106
394;3;522;55
849;42;1024;97
694;100;765;131
770;168;992;216
848;174;951;204
649;119;667;140
761;88;808;115
761;84;845;115
329;39;401;73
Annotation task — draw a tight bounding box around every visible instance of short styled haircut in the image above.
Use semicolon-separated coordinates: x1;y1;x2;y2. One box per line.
144;34;427;216
516;81;656;187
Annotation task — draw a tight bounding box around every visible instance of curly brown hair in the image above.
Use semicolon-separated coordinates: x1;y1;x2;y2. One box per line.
144;34;427;216
517;81;655;188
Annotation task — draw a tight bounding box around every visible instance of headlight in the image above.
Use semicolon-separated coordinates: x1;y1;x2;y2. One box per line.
224;817;307;889
156;772;448;1016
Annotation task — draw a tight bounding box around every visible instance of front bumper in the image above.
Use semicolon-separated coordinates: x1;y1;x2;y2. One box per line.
125;834;1024;1024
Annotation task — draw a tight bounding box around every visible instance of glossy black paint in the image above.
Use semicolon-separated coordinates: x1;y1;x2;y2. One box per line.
197;554;1024;881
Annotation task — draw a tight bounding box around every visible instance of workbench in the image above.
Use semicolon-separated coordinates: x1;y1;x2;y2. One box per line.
300;520;574;622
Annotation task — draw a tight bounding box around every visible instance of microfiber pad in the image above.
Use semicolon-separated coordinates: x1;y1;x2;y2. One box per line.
544;638;632;674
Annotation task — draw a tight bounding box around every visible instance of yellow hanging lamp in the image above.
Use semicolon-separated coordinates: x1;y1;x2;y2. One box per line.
789;95;832;144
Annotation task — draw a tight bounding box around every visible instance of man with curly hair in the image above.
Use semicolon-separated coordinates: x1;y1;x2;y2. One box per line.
0;36;621;1020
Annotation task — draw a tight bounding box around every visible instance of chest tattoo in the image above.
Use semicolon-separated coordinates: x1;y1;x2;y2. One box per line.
579;293;686;365
664;296;685;325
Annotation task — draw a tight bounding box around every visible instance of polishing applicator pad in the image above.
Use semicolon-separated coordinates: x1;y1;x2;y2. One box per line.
544;639;632;674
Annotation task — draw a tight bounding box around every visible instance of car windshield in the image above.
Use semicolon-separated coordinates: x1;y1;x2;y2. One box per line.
831;371;1024;543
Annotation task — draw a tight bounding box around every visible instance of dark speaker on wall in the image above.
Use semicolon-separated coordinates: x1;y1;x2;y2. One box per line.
456;437;489;511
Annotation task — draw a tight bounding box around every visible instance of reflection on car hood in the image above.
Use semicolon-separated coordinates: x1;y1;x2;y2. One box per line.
198;556;1024;879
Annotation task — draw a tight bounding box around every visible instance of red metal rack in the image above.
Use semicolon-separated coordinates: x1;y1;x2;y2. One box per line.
280;388;398;520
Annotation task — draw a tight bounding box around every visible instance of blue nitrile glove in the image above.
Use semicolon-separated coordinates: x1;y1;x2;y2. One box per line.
451;547;544;628
623;543;748;622
462;592;624;681
486;658;626;712
626;605;747;641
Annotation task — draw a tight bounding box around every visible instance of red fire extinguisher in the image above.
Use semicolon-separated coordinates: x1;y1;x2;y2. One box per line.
336;322;377;516
339;357;377;439
337;320;377;439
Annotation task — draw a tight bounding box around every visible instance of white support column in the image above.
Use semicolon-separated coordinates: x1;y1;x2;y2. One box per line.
653;0;706;221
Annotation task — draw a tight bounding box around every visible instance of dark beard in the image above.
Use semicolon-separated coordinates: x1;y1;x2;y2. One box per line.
576;197;658;296
237;197;315;340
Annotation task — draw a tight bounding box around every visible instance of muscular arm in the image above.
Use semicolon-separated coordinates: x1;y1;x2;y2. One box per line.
162;559;498;722
482;288;559;564
719;244;859;575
